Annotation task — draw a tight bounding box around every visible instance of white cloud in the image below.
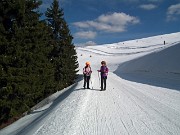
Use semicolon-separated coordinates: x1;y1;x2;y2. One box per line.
73;12;140;33
139;4;157;10
74;31;97;39
84;41;97;46
167;3;180;21
75;41;97;46
83;41;97;46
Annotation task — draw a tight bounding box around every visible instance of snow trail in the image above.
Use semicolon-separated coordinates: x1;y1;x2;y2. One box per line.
26;72;180;135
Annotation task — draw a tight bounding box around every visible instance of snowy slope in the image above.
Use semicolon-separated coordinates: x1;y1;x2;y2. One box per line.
0;32;180;135
115;42;180;90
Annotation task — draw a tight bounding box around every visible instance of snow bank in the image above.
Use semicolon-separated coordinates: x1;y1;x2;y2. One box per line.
115;43;180;90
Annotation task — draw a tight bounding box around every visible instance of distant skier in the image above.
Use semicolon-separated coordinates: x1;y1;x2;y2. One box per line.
83;62;92;89
98;61;109;91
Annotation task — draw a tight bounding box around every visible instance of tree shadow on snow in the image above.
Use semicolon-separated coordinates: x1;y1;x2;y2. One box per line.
15;75;83;135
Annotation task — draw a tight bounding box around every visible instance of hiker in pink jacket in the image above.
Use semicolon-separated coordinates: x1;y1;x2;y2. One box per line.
83;62;92;89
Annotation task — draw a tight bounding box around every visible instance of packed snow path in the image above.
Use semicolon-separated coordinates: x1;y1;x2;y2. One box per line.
10;72;180;135
1;32;180;135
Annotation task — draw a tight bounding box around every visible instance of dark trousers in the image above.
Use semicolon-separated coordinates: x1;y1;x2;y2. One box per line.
84;75;90;88
101;76;107;90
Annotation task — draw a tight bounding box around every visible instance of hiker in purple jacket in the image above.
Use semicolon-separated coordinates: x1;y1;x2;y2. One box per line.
98;61;109;91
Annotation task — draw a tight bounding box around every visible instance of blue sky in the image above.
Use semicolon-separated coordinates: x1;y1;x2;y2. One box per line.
40;0;180;45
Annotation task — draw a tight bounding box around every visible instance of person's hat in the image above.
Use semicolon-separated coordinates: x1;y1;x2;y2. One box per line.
86;62;90;65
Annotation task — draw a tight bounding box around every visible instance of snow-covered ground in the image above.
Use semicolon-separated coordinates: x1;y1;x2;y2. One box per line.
1;32;180;135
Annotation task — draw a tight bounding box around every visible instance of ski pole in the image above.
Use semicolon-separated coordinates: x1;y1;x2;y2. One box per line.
98;71;100;87
90;78;93;89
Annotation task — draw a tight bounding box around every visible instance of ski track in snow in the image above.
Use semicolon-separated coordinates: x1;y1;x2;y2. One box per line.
77;41;180;57
31;72;180;135
109;74;180;135
1;33;180;135
77;45;166;56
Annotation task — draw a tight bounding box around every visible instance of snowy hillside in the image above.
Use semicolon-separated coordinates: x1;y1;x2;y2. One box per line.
115;42;180;90
0;32;180;135
77;32;180;71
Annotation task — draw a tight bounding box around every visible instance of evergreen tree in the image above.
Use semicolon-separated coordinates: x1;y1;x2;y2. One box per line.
45;0;78;90
0;0;55;126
